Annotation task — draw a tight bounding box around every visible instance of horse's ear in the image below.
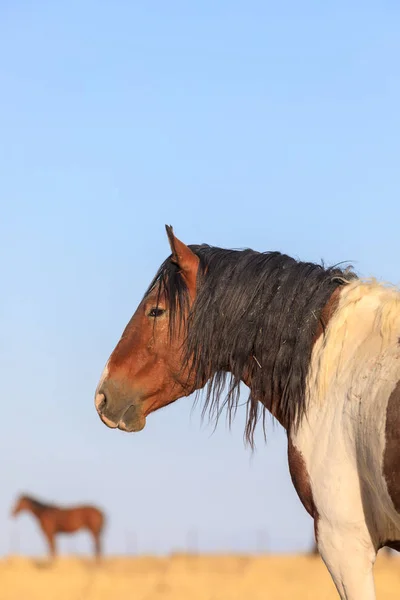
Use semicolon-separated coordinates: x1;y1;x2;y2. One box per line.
165;225;199;293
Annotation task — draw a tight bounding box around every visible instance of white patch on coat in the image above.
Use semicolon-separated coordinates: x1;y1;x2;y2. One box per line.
291;279;400;599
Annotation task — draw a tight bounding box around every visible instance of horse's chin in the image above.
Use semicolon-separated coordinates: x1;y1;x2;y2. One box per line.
117;405;146;433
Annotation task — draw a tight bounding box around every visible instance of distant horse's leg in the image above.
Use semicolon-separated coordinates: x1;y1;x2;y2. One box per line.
93;531;102;561
316;519;377;600
44;531;56;562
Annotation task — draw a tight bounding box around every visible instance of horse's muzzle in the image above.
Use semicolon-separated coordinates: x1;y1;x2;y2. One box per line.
95;384;146;432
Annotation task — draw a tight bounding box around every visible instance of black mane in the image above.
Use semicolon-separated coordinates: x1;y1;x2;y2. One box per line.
146;245;356;445
21;494;54;511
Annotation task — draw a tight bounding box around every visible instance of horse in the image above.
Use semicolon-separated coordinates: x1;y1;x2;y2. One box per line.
95;225;400;599
12;494;105;560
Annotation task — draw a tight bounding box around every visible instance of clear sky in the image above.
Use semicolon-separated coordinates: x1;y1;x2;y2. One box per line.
1;1;399;557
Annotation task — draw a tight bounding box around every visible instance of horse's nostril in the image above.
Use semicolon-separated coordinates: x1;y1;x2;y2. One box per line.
95;392;107;413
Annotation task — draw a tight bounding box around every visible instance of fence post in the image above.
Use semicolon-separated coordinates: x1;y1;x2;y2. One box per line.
256;529;267;554
186;529;198;554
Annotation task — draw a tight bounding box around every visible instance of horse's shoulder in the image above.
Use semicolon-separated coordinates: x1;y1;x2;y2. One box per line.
39;508;57;526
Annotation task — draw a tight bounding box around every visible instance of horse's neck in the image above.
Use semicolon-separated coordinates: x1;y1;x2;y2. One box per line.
28;501;49;517
240;372;285;427
239;287;343;430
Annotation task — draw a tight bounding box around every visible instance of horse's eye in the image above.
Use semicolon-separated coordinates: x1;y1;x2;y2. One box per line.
148;307;166;318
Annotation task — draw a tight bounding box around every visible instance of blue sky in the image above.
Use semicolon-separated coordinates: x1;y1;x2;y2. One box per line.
1;1;399;556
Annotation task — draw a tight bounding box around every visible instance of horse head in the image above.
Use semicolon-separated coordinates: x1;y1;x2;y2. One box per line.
95;226;200;433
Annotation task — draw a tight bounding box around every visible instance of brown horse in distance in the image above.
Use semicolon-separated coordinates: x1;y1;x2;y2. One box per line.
12;494;105;560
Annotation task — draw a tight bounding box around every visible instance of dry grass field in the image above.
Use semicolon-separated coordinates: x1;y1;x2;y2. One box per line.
0;553;399;600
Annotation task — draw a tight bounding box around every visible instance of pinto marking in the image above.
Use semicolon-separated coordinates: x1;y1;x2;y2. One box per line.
292;280;400;598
